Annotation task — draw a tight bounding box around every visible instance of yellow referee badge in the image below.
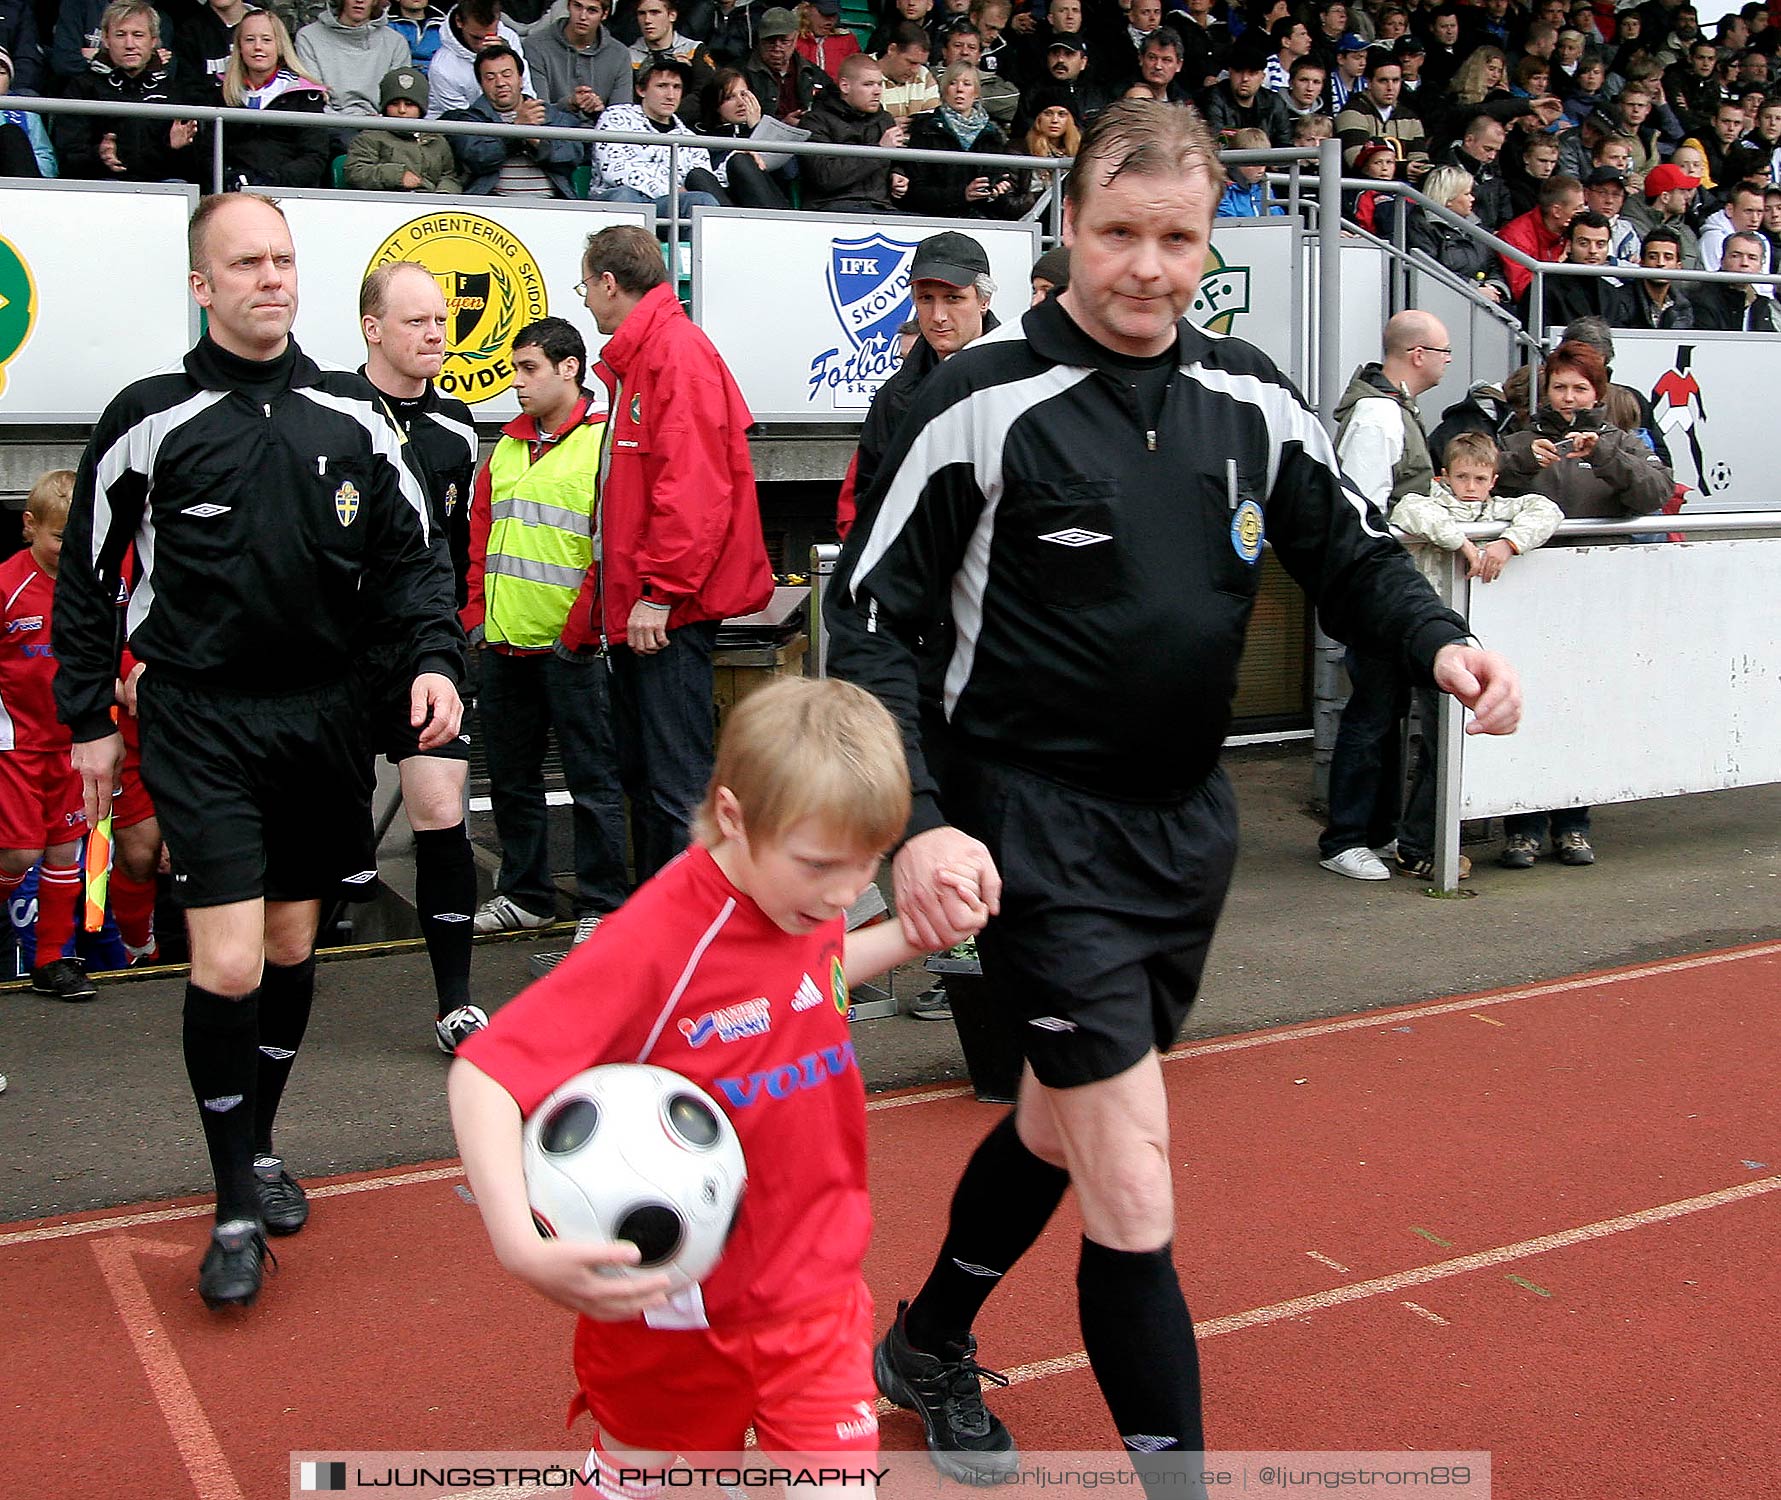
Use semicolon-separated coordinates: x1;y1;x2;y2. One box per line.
366;214;547;406
1231;498;1264;564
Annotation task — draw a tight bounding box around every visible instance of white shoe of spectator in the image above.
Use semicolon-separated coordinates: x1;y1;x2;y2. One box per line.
473;894;554;934
1319;846;1390;880
1373;839;1398;860
573;914;602;947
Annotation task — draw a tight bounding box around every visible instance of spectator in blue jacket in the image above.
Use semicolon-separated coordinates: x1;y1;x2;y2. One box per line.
1216;125;1285;215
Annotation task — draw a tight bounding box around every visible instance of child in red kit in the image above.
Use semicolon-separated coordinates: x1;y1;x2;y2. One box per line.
451;677;990;1490
0;471;96;1000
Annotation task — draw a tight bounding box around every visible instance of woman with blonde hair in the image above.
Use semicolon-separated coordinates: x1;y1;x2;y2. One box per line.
220;8;331;189
906;62;1032;218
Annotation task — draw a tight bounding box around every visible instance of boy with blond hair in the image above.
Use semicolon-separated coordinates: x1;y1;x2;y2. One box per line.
1388;432;1563;879
451;676;986;1488
0;472;95;999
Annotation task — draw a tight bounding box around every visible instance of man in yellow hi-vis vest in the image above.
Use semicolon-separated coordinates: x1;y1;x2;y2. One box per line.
462;317;625;945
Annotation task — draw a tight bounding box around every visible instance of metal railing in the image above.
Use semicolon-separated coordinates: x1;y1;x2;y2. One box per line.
3;92;1077;279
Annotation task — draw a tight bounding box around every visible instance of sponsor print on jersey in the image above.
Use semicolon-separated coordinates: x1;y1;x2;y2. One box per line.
365;215;548;406
4;615;41;633
678;997;773;1048
713;1039;858;1109
791;972;826;1012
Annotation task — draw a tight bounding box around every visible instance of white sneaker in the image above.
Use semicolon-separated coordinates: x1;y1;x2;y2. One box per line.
572;914;602;947
472;895;553;934
1319;846;1390;881
435;1004;490;1055
1373;839;1398;860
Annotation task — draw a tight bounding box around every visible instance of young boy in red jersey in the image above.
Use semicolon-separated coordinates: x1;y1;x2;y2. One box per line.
450;676;990;1488
0;471;96;1000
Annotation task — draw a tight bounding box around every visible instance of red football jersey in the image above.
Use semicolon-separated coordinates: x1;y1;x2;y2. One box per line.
459;846;870;1329
0;551;69;753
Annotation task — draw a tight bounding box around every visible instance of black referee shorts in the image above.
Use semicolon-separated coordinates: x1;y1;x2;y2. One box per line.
945;753;1239;1090
136;674;375;909
356;643;471;766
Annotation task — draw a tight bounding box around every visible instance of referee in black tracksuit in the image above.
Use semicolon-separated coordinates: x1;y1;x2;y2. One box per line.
357;261;486;1057
828;101;1522;1492
55;194;464;1312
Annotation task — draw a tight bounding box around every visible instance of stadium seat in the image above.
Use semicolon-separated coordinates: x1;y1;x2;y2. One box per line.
573;164;591;199
331;155;347;189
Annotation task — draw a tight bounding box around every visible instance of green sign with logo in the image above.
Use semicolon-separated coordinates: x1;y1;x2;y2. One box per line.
1191;245;1252;334
0;233;36;396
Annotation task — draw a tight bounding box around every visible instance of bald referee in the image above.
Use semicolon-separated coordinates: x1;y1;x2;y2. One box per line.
56;194;464;1311
829;100;1521;1491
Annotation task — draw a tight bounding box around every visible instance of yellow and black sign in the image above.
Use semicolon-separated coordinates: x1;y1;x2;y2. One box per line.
366;213;548;405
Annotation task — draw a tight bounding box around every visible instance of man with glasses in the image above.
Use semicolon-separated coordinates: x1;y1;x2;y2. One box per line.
1319;311;1461;881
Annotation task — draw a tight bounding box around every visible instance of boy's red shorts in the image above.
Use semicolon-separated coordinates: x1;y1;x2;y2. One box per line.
0;749;88;850
571;1279;878;1456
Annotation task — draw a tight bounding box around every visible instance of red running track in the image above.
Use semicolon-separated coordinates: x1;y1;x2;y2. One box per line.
7;942;1781;1500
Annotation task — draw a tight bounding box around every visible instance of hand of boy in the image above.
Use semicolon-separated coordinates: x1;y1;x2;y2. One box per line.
1459;538;1483;577
934;865;991;937
1476;540;1514;582
505;1235;676;1321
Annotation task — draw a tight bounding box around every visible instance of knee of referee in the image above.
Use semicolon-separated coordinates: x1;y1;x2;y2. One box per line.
400;758;468;831
1057;1123;1175;1252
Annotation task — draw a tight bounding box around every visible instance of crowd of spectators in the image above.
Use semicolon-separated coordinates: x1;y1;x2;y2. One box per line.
5;0;1781;307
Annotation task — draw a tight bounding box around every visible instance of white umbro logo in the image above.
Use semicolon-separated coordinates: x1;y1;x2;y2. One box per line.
342;869;378;885
432;912;470;923
181;503;231;519
792;974;825;1012
1038;528;1112;548
1028;1016;1078;1032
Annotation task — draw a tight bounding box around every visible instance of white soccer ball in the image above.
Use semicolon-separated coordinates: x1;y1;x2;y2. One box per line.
521;1063;747;1289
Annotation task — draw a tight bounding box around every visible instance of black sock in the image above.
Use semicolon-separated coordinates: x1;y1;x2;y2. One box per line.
904;1112;1071;1354
1077;1236;1206;1496
183;982;261;1225
252;955;316;1159
413;823;476;1017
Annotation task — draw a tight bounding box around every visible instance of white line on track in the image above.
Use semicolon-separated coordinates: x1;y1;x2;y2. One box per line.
7;941;1780;1251
986;1173;1781;1390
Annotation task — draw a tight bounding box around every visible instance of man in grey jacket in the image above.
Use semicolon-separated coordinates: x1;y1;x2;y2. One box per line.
296;0;414;116
524;0;631;122
428;0;535;116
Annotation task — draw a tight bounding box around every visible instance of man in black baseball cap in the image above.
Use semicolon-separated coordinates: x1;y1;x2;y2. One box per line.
910;230;991;294
836;231;1000;542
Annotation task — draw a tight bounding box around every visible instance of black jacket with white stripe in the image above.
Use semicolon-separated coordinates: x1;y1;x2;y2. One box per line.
363;370;480;611
55;337;465;744
827;298;1470;837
